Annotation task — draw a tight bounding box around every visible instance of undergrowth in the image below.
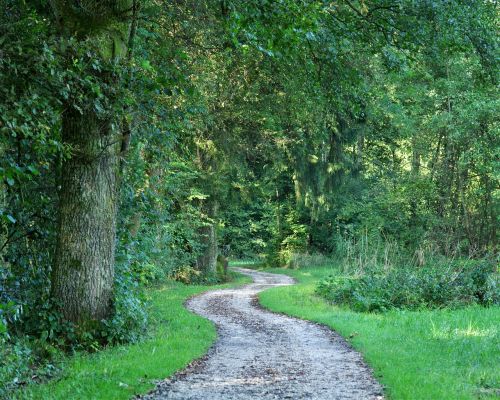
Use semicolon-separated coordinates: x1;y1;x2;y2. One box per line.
315;236;499;312
317;259;499;312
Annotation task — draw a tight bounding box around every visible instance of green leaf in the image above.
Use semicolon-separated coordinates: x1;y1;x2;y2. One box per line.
27;165;40;176
141;59;153;71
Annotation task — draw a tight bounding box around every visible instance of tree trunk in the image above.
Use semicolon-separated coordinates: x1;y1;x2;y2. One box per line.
0;142;5;262
353;131;364;177
51;106;119;323
48;0;136;325
410;134;420;224
196;200;218;274
411;134;421;175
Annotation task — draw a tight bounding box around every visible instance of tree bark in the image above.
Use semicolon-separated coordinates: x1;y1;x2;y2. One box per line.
0;142;6;262
196;200;218;274
354;131;365;177
49;0;134;325
51;106;120;323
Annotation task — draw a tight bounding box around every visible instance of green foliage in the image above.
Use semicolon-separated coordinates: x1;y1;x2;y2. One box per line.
170;261;230;285
0;340;36;398
0;338;62;399
219;0;499;264
0;4;62;367
316;260;499;312
104;262;148;345
0;301;21;339
170;266;203;285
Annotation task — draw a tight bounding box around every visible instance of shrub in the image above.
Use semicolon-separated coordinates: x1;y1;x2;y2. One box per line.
103;261;148;345
170;266;203;284
0;340;34;398
216;255;229;281
316;260;499;312
0;338;62;399
0;300;22;340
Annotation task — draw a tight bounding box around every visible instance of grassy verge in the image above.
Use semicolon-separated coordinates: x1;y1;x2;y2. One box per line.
258;266;500;400
17;272;251;400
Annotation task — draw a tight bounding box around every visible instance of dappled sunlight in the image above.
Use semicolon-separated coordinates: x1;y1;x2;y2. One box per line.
431;324;497;340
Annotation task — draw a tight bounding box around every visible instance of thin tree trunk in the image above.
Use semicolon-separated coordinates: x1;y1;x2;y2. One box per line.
411;134;421;176
410;133;420;225
0;142;6;261
354;131;364;177
457;165;473;250
51;106;120;323
196;200;218;274
326;124;343;191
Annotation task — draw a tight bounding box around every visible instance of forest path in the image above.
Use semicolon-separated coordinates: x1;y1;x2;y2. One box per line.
141;267;384;400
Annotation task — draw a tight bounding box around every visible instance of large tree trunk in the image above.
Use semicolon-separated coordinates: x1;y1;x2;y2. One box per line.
51;107;120;323
49;0;135;325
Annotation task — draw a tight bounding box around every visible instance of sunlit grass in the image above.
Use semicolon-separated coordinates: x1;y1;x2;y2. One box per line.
229;259;261;266
259;267;500;400
430;322;497;340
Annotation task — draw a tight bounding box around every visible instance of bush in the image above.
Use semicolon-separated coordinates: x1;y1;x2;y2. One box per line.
170;266;202;284
0;339;62;399
170;260;231;285
102;261;148;345
0;340;34;398
0;300;22;340
316;260;499;312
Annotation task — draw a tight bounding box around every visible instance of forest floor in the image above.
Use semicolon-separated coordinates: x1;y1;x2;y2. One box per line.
140;267;384;400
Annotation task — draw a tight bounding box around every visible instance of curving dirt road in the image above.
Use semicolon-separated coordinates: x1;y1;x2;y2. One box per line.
141;267;384;400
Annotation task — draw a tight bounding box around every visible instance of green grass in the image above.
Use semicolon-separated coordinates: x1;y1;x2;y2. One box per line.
18;273;251;400
259;266;500;400
229;260;262;267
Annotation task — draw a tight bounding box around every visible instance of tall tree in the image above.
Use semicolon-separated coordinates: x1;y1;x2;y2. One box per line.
50;0;136;323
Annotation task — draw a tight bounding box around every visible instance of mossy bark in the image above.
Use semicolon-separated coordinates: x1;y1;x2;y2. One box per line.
49;0;135;324
51;106;120;323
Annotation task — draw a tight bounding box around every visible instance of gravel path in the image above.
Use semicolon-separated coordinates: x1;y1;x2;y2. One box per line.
141;267;384;400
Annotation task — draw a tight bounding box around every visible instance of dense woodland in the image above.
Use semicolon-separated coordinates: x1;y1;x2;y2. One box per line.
0;0;498;397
